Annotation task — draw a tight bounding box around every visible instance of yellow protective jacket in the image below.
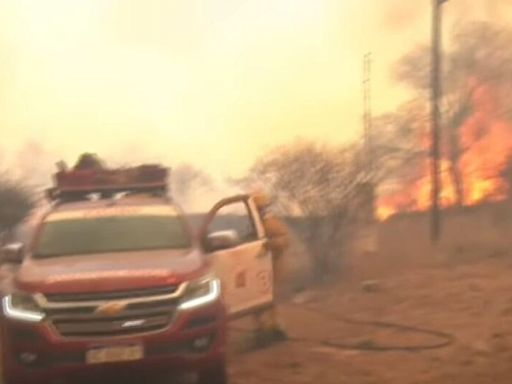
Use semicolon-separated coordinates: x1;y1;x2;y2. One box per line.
261;214;290;259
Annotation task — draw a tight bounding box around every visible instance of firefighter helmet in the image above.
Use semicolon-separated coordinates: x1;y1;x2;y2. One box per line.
252;191;272;208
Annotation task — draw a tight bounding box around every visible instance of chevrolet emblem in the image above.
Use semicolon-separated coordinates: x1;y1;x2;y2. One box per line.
95;301;127;316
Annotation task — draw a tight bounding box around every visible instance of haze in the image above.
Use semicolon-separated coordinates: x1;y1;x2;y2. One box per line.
0;0;510;181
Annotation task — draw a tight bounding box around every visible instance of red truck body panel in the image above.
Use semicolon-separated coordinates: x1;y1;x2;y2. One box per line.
15;249;209;294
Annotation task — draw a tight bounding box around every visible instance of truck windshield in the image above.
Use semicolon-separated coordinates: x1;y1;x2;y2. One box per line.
33;215;191;258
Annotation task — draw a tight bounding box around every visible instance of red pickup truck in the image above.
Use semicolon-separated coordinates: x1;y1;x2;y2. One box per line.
0;165;274;384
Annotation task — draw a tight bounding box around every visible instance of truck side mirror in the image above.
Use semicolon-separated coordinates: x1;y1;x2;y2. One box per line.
205;230;240;252
1;243;25;265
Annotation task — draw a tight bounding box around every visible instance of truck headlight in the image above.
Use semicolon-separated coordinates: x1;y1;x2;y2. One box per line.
2;293;45;323
178;277;221;311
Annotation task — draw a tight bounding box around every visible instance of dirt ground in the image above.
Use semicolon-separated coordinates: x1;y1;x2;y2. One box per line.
229;253;512;384
4;251;512;384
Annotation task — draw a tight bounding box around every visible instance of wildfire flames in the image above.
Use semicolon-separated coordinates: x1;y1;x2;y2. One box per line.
378;82;512;220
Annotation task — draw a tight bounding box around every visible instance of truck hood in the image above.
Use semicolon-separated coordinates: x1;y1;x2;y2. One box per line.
14;249;208;294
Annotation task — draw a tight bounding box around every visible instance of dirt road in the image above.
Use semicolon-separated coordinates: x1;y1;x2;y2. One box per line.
229;255;512;383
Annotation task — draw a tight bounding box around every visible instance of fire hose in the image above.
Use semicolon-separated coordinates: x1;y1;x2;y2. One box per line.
230;302;455;353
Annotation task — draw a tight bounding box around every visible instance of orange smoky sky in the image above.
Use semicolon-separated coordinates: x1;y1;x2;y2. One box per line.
0;0;510;181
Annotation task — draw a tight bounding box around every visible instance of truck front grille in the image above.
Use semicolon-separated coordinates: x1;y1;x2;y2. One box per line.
52;313;172;338
40;286;183;339
45;286;178;302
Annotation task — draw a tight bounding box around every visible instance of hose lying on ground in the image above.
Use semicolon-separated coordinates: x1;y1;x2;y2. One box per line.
230;303;455;353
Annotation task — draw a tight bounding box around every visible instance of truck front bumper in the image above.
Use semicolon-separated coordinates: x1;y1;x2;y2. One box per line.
1;301;226;384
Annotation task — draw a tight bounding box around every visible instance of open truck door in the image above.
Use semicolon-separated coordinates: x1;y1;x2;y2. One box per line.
200;195;273;317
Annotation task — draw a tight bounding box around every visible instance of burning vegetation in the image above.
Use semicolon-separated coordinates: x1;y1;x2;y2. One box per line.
377;22;512;220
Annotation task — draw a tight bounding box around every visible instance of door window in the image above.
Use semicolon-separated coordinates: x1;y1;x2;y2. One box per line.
208;201;257;243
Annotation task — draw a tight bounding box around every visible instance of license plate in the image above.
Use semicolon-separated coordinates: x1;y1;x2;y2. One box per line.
86;345;144;365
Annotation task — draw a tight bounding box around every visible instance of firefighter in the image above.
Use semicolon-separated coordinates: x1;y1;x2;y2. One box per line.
252;190;290;343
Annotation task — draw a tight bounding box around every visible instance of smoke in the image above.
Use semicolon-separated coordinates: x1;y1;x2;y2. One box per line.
1;141;59;193
172;175;243;214
378;0;426;32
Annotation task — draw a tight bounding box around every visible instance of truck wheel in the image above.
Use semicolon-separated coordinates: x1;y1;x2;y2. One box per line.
197;361;228;384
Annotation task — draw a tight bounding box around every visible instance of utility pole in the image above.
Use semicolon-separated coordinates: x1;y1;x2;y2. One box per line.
363;52;373;181
362;52;376;224
430;0;448;243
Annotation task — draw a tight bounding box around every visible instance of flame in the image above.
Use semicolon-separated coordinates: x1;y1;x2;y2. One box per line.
378;82;512;221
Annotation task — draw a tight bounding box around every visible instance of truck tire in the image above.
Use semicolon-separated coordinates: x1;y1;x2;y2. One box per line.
197;361;228;384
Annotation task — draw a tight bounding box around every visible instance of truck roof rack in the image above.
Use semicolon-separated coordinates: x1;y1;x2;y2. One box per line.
46;164;169;203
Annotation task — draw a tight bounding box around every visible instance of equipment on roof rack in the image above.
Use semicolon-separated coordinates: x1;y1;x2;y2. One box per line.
46;159;169;202
73;153;106;171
